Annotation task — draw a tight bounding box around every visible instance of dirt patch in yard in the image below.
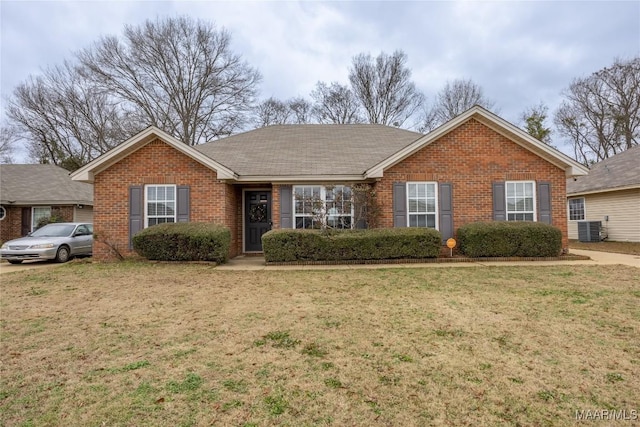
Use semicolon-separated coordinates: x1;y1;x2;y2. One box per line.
1;262;638;426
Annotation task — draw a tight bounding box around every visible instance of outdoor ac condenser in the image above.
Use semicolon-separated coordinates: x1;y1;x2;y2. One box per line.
577;221;601;242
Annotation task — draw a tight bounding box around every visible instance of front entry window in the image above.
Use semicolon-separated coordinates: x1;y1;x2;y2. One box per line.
32;206;51;231
293;185;354;229
146;185;176;227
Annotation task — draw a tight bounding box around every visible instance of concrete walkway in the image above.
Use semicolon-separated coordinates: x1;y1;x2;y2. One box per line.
1;249;637;275
217;249;640;270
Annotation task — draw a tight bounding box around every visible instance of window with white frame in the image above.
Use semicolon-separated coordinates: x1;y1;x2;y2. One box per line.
293;185;353;229
146;185;176;227
407;182;437;228
568;198;585;221
506;181;536;221
32;206;51;230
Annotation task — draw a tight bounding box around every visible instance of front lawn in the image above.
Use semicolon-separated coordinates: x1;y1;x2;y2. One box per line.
1;263;638;426
570;240;640;256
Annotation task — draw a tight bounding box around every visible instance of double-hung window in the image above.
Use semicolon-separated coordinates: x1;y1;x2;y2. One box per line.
407;182;437;228
568;198;585;221
506;181;535;221
146;185;176;227
293;185;353;229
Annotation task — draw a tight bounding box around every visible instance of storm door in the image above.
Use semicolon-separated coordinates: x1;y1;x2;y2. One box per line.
244;191;272;252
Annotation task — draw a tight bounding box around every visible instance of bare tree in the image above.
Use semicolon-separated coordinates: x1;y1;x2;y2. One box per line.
79;16;261;145
288;97;313;124
254;97;292;127
310;81;362;124
554;57;640;164
348;50;425;127
520;102;552;145
6;62;134;170
419;79;496;132
0;125;16;163
254;97;314;127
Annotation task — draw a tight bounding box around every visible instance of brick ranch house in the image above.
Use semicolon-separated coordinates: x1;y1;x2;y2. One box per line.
71;106;588;260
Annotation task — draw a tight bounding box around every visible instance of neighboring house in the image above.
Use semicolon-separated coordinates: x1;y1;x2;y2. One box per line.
71;106;588;260
567;145;640;242
0;164;94;242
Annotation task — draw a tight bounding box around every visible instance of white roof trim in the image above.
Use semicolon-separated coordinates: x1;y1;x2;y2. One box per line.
231;174;369;183
365;106;589;179
71;126;237;182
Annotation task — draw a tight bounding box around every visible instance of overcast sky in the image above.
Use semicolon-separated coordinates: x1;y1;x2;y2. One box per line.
1;0;639;161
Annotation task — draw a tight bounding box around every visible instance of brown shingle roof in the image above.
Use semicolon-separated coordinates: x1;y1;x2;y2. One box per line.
195;124;423;176
567;145;640;195
0;164;93;205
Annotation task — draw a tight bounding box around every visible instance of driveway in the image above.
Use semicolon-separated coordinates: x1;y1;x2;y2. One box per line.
0;260;65;275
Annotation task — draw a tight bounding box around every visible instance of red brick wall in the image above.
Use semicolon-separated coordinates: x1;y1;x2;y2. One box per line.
375;118;569;248
92;139;236;260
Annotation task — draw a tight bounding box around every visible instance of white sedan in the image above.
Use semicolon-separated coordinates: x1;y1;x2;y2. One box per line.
1;223;93;264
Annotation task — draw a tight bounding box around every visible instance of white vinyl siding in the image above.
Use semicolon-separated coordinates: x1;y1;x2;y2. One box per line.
567;188;640;242
407;182;438;228
73;206;94;223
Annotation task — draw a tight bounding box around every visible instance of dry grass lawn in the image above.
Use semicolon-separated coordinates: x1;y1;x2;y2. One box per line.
570;240;640;256
1;262;639;426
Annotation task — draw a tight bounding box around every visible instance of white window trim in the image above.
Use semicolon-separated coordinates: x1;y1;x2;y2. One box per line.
144;184;177;228
0;206;6;221
32;206;52;231
505;181;537;221
568;197;586;221
292;185;355;229
406;182;439;229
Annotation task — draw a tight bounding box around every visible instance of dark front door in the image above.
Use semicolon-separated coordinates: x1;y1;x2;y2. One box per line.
21;207;31;236
245;191;272;252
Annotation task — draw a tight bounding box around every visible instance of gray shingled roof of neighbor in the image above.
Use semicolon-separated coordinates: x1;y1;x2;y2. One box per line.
0;164;93;205
195;124;424;176
567;145;640;195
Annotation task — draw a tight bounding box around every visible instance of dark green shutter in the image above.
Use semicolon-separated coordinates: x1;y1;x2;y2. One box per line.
280;185;293;228
537;182;552;224
492;182;506;221
393;182;407;227
177;186;190;222
129;185;143;248
439;183;453;242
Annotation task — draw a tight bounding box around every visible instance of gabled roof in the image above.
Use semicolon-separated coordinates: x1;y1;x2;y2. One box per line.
1;164;93;205
71;126;237;183
195;124;423;181
366;106;589;179
70;107;589;184
567;145;640;196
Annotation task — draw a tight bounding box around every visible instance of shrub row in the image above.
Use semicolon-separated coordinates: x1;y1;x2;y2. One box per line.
261;228;442;262
457;222;562;258
132;222;230;263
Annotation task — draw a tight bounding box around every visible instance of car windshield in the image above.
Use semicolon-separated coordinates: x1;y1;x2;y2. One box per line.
31;224;76;237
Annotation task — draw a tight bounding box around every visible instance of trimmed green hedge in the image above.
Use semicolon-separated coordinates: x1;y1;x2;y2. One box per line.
132;222;230;263
457;222;562;258
262;228;442;262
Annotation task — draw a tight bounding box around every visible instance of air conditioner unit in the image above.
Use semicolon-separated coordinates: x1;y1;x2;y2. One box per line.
577;221;601;242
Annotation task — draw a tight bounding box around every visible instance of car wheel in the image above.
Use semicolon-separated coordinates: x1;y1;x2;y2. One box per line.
8;260;23;264
55;246;71;263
